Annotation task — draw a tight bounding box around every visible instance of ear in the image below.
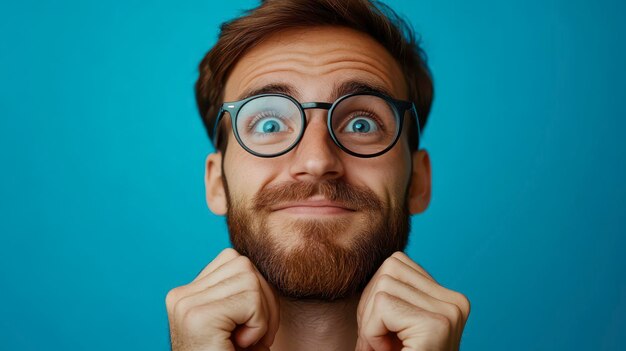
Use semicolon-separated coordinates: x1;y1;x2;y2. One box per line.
408;149;432;214
204;152;227;215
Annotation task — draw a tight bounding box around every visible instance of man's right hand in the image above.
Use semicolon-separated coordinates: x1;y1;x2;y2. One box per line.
166;248;280;351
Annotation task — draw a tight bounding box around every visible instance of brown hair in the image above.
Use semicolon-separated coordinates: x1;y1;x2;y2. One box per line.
195;0;433;153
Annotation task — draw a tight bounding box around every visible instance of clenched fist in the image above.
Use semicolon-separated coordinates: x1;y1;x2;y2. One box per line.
165;248;280;351
356;252;471;351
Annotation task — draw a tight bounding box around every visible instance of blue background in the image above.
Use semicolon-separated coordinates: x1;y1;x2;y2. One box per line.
1;0;624;350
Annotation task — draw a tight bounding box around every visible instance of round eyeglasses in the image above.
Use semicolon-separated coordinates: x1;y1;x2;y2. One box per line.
210;92;420;158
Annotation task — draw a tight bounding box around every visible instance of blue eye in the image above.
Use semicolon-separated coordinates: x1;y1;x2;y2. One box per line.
344;117;378;133
253;117;288;134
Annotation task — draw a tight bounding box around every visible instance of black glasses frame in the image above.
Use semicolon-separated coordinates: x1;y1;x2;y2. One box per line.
210;92;420;158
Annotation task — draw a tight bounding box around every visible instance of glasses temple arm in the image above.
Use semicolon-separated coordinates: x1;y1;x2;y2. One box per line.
210;108;225;148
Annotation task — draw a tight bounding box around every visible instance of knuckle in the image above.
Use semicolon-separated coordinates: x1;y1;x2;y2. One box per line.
181;305;210;331
173;294;194;319
237;271;260;289
235;255;255;271
376;274;395;291
222;247;238;255
453;291;471;317
447;303;463;322
384;255;400;265
240;289;264;307
429;312;452;333
373;291;393;307
380;257;400;274
220;248;240;259
165;287;182;309
391;251;406;260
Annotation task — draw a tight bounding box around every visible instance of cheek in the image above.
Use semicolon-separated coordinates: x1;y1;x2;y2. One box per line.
345;156;411;206
376;141;412;195
381;167;411;205
223;146;283;201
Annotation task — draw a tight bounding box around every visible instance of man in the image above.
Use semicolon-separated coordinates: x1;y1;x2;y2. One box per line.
166;0;470;350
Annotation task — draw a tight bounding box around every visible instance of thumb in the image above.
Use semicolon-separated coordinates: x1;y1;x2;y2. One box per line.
232;324;268;349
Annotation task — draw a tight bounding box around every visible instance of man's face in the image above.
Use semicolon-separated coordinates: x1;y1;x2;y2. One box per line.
206;26;430;300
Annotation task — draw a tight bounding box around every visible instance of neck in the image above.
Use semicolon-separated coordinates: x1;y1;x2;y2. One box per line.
271;295;359;351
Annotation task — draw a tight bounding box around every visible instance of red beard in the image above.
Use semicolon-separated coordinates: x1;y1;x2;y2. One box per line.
225;178;410;301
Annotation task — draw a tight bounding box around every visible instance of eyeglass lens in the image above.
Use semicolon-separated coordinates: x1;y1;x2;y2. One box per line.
235;95;399;156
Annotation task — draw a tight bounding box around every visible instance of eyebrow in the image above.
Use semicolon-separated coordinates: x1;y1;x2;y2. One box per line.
235;79;395;102
332;80;394;100
237;83;300;101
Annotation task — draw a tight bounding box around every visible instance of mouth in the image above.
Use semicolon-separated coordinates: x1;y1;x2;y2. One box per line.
270;196;356;216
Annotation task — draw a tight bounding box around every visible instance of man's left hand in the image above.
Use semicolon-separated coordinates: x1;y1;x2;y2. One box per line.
356;251;470;351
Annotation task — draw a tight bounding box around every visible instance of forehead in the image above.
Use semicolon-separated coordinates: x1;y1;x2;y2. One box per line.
223;26;407;102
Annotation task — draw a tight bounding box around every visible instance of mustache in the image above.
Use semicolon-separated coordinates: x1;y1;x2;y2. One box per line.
252;179;383;212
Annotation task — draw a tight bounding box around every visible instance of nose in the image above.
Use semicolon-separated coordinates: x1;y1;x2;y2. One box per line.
288;110;345;182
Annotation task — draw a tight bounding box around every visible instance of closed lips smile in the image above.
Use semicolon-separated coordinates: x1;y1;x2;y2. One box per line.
271;200;355;215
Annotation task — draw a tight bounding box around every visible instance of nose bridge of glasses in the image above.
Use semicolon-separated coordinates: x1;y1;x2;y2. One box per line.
301;101;342;146
295;104;340;160
300;102;333;110
298;102;334;140
299;102;334;129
